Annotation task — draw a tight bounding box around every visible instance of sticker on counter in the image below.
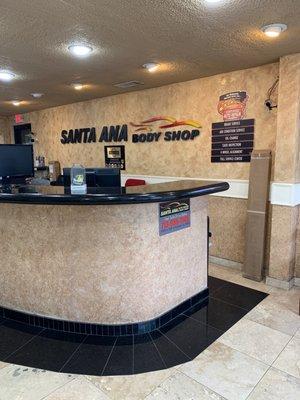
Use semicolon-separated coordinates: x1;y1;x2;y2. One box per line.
159;199;190;236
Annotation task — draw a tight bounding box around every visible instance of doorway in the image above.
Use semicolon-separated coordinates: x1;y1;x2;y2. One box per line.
14;123;32;144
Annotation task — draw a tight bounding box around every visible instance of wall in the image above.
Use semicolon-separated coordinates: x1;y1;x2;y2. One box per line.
14;63;278;179
0;117;9;144
266;53;300;286
8;63;279;264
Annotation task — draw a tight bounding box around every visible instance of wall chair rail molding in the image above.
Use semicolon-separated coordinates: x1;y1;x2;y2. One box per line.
121;175;300;207
270;182;300;207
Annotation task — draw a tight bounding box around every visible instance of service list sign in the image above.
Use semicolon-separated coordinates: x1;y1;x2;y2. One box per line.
159;199;191;236
211;119;255;163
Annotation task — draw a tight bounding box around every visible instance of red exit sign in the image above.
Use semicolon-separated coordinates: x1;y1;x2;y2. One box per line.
15;114;24;124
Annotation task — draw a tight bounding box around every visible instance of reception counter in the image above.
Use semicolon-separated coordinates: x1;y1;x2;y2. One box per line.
0;180;229;335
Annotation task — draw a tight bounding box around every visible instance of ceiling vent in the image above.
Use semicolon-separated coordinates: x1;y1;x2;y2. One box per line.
114;80;143;89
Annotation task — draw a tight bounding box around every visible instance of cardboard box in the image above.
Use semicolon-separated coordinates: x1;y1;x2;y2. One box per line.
243;150;271;281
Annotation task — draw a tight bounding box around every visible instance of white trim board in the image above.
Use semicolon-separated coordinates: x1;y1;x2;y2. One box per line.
270;182;300;207
121;173;300;207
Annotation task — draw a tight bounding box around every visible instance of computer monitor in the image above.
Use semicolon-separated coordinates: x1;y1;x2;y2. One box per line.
63;167;121;187
0;144;34;184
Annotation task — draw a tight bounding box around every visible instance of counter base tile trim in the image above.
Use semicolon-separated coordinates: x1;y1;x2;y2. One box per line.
0;288;209;336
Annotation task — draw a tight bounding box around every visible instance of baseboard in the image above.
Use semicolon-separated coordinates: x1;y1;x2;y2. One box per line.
266;276;294;290
293;277;300;287
209;255;243;270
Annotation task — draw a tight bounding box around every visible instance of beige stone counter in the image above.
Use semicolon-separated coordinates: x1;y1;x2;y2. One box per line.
0;197;208;324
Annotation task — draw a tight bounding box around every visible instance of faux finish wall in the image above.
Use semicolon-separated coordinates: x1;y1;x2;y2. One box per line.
0;198;208;323
14;63;278;180
0;117;9;144
8;63;279;263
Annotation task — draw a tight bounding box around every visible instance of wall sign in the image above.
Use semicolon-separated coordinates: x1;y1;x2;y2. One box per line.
60;115;202;145
211;119;255;163
159;199;191;236
104;145;126;170
14;114;24;124
218;91;249;121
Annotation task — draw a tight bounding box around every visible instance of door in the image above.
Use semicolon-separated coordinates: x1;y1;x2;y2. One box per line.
14;123;32;144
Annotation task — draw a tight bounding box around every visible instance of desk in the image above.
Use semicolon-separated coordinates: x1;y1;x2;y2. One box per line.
0;180;229;334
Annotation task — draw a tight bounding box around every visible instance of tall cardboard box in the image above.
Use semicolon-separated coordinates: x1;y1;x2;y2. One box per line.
243;150;271;281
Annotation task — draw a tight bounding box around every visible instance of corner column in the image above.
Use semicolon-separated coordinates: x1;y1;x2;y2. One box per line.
268;53;300;288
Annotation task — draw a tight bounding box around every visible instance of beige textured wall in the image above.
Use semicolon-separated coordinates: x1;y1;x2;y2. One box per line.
7;63;279;264
0;117;9;144
0;197;208;323
295;213;300;279
209;197;247;263
11;63;278;180
268;54;300;282
269;205;299;281
273;54;300;183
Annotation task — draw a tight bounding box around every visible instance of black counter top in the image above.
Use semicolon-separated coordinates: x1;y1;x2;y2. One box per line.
0;180;229;205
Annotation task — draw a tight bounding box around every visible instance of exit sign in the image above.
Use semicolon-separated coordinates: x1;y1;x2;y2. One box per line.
15;114;24;124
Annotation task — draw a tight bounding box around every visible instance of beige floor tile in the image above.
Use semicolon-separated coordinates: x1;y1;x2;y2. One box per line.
0;365;74;400
295;328;300;339
209;264;239;281
245;298;300;336
179;341;268;400
273;336;300;379
86;368;175;400
247;367;300;400
209;264;272;293
217;318;291;365
44;376;109;400
0;362;8;370
145;370;224;399
268;287;300;314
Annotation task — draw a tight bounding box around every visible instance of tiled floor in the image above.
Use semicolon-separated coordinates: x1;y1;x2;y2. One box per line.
0;276;267;376
0;264;299;399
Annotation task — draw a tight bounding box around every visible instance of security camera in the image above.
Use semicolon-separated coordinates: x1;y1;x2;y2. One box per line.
265;99;277;111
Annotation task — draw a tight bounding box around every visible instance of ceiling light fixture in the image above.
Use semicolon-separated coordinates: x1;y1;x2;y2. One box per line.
0;70;16;82
142;62;159;73
261;23;287;38
68;44;93;57
12;101;21;106
31;93;44;98
72;83;84;90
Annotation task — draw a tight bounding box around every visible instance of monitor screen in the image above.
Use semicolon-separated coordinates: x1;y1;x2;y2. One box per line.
63;167;121;187
0;144;34;179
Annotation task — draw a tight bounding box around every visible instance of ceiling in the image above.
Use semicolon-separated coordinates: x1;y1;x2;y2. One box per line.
0;0;300;116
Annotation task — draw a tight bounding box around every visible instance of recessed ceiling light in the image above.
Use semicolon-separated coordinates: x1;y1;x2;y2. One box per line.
142;62;159;73
68;44;93;57
205;0;223;2
261;23;287;38
31;93;44;98
72;83;84;90
0;70;16;82
12;101;21;106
